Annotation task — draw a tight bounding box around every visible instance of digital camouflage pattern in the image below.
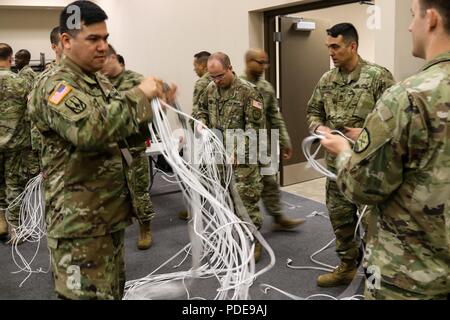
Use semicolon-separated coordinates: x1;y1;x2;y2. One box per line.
47;230;125;300
109;69;155;223
196;75;265;228
18;65;37;88
0;67;32;224
28;56;153;239
241;74;291;219
307;57;395;262
336;52;450;298
191;72;211;128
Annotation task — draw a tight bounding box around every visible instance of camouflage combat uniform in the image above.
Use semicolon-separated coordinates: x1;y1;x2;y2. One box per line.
28;56;153;300
18;65;41;177
241;74;291;221
0;67;32;226
196;74;265;228
109;69;155;224
307;57;395;262
335;52;450;300
18;65;37;86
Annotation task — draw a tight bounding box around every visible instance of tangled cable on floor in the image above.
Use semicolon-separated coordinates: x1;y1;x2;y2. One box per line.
6;173;50;286
123;99;275;300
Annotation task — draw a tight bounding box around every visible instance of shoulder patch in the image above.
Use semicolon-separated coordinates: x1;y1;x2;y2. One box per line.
377;104;393;122
48;83;72;105
65;96;87;114
353;128;371;153
252;100;262;110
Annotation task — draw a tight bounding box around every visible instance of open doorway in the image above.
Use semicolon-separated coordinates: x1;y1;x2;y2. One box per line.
263;0;375;186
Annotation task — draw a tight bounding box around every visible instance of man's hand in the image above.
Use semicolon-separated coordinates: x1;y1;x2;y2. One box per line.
344;127;363;142
282;147;293;160
320;132;351;156
138;76;164;100
162;82;178;105
196;123;206;135
315;125;332;135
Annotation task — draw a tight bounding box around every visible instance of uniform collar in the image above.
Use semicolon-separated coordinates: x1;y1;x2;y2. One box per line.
331;56;365;85
421;51;450;72
61;56;98;85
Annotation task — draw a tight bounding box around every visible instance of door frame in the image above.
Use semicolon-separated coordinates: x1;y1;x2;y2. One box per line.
262;0;373;185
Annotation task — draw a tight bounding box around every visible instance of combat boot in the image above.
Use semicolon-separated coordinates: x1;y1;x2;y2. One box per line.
0;211;8;238
317;260;358;287
254;241;262;263
273;216;306;231
137;222;153;250
177;210;190;221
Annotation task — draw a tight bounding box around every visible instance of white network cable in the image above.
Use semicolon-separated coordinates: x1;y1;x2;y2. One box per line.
301;130;354;181
123;99;275;300
6;173;50;286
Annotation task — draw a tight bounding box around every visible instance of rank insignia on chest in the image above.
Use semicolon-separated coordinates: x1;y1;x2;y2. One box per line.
252;100;262;110
49;83;72;105
354;128;370;153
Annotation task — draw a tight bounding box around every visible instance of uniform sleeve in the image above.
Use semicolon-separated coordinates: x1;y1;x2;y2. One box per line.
32;80;152;151
374;68;395;102
194;84;210;126
245;89;264;132
335;87;411;205
265;84;292;149
306;81;326;132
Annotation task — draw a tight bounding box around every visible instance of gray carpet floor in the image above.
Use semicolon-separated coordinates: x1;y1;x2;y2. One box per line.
0;176;364;300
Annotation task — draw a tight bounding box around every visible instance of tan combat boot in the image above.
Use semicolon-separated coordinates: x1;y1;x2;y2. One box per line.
254;241;262;263
177;211;190;221
317;260;358;287
137;222;153;250
273;216;306;231
0;211;8;238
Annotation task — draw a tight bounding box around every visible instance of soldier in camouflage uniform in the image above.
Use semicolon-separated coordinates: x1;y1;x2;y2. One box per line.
242;49;305;232
101;44;155;250
28;1;173;300
0;43;32;242
14;49;40;178
29;26;64;170
179;51;212;221
15;49;37;85
307;23;395;287
195;52;265;262
320;0;450;300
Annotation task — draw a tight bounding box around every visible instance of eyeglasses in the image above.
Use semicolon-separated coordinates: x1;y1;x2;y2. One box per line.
252;59;270;66
210;72;226;81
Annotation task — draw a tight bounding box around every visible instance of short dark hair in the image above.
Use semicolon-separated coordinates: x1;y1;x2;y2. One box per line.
208;52;231;69
60;0;108;36
194;51;211;65
117;54;125;66
420;0;450;33
326;23;359;46
15;49;31;63
0;43;13;60
50;26;60;45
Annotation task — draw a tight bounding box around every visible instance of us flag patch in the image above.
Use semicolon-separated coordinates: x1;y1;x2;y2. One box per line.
49;83;72;105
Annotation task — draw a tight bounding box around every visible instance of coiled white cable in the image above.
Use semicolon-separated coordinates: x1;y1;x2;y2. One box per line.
5;173;50;286
124;99;275;300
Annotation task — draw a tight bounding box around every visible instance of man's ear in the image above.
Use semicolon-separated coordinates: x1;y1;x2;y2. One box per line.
426;8;438;31
60;33;72;50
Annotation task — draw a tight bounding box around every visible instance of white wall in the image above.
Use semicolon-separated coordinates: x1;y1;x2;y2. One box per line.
375;0;423;80
95;0;314;114
0;8;61;63
294;2;375;64
0;0;72;8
